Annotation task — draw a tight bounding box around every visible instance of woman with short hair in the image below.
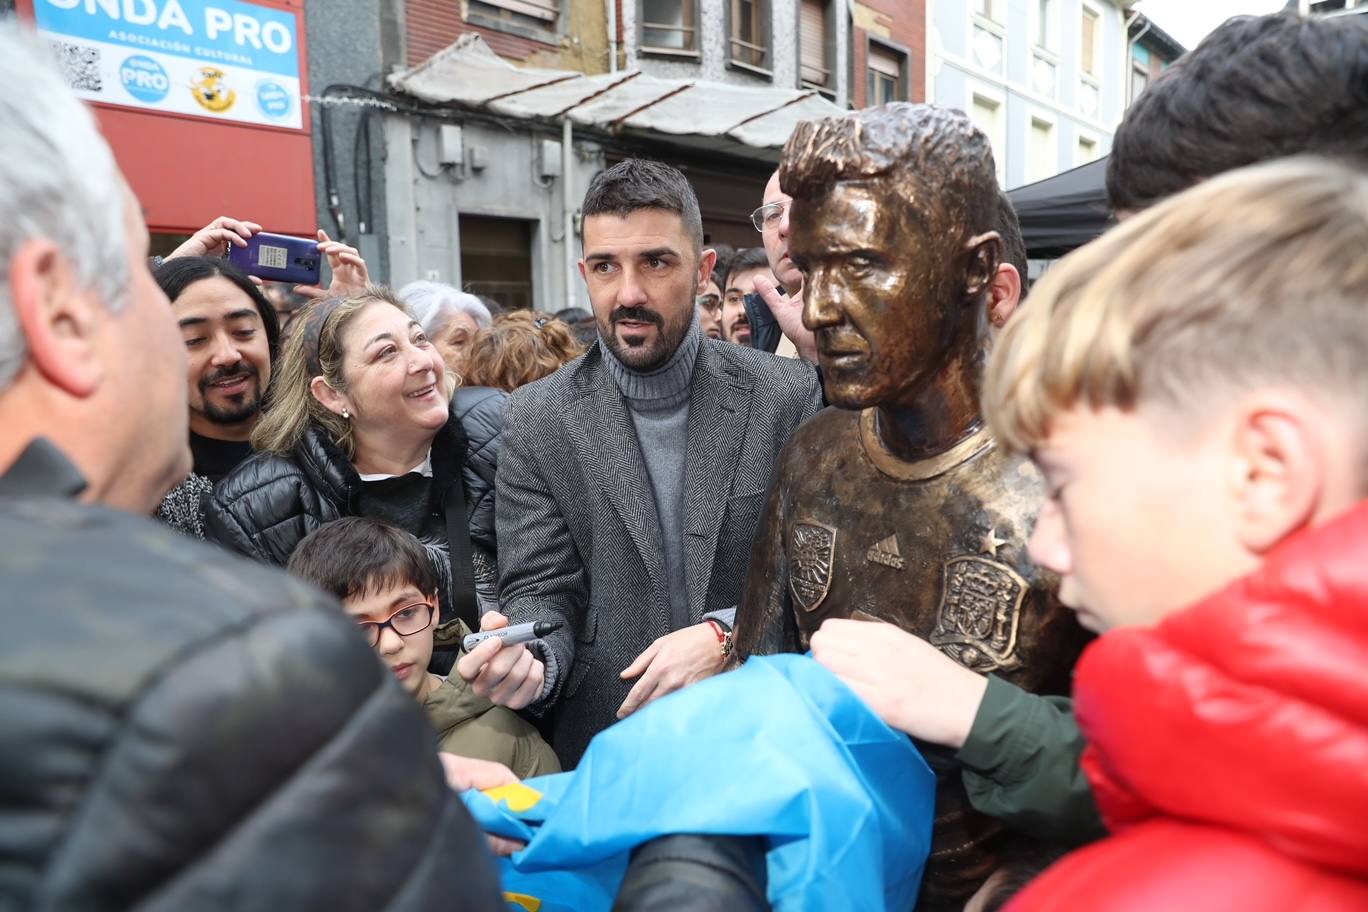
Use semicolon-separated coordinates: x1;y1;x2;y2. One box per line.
398;280;493;376
462;311;586;392
204;286;506;648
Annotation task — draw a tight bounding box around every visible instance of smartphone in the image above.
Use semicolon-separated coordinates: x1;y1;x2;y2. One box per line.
228;232;321;286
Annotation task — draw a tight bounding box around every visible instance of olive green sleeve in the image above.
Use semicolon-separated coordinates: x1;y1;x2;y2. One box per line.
956;675;1106;845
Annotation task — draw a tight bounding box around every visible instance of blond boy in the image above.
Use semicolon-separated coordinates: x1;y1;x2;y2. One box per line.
815;157;1368;905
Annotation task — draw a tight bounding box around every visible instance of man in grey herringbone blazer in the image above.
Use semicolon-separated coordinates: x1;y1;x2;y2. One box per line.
457;160;822;766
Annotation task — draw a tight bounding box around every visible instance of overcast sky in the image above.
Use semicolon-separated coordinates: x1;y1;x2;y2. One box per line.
1132;0;1291;49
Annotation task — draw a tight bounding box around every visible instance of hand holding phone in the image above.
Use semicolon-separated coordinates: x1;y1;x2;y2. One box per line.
227;231;322;285
294;229;370;301
168;215;262;260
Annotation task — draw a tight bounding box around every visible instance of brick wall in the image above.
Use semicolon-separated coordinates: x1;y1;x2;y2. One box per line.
406;0;559;65
850;0;926;106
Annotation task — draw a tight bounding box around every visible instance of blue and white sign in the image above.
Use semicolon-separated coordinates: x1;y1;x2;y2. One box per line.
254;76;292;120
119;54;169;102
34;0;304;129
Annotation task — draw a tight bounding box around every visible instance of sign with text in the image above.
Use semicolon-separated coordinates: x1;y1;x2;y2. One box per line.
33;0;304;129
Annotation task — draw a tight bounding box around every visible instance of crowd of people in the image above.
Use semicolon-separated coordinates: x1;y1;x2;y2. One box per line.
2;7;1367;911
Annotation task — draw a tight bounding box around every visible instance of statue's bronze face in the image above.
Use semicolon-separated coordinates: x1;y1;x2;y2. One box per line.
790;179;963;410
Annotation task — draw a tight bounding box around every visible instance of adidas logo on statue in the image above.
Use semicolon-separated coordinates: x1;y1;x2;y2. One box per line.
866;535;905;570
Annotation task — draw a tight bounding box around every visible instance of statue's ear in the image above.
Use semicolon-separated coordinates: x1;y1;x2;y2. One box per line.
963;231;1002;300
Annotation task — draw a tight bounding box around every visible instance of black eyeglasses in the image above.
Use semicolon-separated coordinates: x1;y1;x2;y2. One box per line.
357;602;436;647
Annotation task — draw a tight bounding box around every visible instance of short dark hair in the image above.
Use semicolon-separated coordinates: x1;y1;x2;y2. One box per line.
782;103;999;240
996;191;1028;295
1108;12;1368;211
581;159;704;251
286;518;439;603
552;307;592;324
154;255;281;363
978;844;1069;912
722;246;771;292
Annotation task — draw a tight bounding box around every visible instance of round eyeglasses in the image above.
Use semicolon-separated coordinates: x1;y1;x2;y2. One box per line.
750;199;790;232
357;602;436;647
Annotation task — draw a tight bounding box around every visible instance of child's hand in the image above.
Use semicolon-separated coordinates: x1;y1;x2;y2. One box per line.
437;753;525;856
810;618;990;748
438;752;518;790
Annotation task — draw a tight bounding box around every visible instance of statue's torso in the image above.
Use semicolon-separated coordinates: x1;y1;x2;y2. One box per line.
745;407;1087;908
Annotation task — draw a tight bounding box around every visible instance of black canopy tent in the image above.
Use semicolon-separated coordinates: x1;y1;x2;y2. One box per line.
1006;156;1114;258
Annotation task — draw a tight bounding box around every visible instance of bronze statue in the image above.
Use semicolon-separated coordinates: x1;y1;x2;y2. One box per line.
730;103;1087;910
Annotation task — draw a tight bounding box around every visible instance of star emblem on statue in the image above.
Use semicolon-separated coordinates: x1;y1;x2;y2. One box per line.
980;528;1006;558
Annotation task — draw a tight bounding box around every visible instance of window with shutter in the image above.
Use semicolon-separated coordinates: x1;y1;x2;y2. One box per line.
867;42;905;105
1035;0;1056;51
799;0;829;88
729;0;769;70
474;0;559;23
974;0;1003;24
1080;8;1099;77
642;0;697;52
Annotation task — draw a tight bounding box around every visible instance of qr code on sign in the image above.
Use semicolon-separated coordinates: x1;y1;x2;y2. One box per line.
49;41;102;92
258;245;288;270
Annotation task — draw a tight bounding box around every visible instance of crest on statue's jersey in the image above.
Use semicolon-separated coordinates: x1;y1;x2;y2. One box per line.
931;556;1026;673
789;520;837;612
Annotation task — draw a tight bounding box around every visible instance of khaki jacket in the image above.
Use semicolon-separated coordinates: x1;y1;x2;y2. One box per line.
424;676;560;779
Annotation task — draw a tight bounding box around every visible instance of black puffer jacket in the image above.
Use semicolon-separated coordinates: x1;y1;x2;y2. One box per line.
204;387;506;563
0;440;502;911
453;386;504;547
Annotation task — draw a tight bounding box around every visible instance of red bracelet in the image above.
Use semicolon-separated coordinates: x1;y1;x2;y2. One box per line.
705;619;727;643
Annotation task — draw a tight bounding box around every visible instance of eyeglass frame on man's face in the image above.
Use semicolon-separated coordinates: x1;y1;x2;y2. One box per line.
357;601;437;647
750;199;790;233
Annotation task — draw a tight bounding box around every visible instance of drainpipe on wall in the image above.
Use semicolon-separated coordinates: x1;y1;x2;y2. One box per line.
563;117;577;310
1123;9;1149;113
607;0;619;73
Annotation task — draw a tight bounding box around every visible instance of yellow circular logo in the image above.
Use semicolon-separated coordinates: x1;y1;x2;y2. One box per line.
190;67;236;113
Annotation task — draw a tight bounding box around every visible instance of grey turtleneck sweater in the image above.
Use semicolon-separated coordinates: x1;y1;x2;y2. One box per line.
601;316;702;632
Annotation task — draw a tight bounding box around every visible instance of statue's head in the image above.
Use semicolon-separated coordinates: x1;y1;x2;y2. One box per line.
782;103;1001;410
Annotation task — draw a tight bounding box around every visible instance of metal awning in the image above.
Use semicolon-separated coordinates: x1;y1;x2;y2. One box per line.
388;34;847;161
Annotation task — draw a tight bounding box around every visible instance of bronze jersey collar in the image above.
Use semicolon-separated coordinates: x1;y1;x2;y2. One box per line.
859;409;994;482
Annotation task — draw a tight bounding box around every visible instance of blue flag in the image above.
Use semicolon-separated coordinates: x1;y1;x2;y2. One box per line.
464;654;936;911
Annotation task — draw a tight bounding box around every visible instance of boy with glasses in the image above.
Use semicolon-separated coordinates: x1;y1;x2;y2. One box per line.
289;518;559;778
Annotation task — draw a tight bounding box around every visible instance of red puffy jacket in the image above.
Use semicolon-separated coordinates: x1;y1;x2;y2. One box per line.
1009;500;1368;910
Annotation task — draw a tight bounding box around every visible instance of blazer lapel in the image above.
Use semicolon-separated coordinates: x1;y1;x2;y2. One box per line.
563;357;669;596
682;342;752;617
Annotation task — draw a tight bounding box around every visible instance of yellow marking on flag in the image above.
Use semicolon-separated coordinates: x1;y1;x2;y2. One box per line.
484;782;544;813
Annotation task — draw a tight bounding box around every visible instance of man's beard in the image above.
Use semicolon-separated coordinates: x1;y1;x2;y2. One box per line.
198;362;263;425
599;305;690;372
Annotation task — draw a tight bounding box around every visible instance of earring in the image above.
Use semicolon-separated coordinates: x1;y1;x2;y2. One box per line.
341;408;350;419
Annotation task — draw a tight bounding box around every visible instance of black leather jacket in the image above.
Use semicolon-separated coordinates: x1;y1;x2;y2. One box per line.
204;387;506;565
0;439;503;911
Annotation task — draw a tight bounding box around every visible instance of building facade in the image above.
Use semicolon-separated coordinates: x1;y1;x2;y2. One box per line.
12;0;932;312
1126;12;1183;107
1303;0;1368;16
850;0;927;107
928;0;1130;189
380;0;924;311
